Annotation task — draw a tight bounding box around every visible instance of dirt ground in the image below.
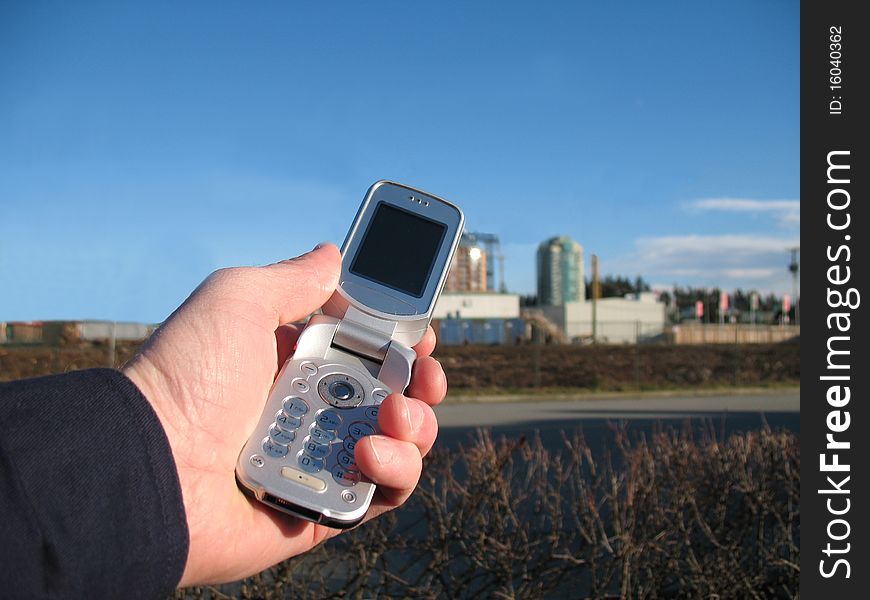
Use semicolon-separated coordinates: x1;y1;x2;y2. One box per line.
1;339;799;392
435;342;799;391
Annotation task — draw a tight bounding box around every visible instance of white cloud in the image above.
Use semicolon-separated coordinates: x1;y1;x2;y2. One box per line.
636;234;798;257
720;268;777;280
606;233;799;294
687;197;800;227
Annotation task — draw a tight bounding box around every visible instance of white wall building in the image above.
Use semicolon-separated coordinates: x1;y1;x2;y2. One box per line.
541;292;666;344
433;292;520;320
433;293;522;345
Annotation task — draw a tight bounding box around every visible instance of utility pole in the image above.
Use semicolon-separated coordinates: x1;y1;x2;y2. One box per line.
498;253;506;293
591;254;600;344
750;292;759;326
788;247;800;325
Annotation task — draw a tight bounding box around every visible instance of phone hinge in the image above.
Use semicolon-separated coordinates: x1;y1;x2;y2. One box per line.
331;306;398;364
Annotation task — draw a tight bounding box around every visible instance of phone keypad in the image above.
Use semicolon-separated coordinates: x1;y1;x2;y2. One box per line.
347;421;376;440
269;425;296;445
315;409;342;431
333;467;361;486
337;451;357;470
283;396;309;418
309;426;336;443
255;363;385;492
276;410;301;430
299;361;318;376
262;438;289;458
303;438;331;459
298;453;325;473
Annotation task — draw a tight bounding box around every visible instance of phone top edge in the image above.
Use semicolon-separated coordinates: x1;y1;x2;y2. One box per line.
325;180;464;346
340;180;464;255
368;179;465;218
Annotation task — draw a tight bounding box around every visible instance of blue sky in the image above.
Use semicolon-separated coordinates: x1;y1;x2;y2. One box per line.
0;1;799;323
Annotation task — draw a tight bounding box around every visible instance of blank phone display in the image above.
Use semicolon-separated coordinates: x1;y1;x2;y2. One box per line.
349;202;447;297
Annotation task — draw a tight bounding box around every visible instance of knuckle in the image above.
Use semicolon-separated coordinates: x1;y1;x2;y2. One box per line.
206;266;258;290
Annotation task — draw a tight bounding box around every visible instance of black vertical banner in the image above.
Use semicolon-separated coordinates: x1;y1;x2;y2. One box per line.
801;0;868;596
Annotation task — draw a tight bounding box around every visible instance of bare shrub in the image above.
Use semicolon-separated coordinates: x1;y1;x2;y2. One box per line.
177;423;798;600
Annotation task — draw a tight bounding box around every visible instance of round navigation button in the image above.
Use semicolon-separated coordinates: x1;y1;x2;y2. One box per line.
318;373;364;409
330;380;355;401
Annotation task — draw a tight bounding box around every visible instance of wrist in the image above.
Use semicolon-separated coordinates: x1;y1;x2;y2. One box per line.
123;358;199;584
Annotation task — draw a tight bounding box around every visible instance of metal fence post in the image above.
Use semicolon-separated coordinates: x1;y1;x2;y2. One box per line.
634;321;641;387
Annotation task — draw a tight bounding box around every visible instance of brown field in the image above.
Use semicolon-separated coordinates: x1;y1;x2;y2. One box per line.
1;339;799;393
435;342;799;392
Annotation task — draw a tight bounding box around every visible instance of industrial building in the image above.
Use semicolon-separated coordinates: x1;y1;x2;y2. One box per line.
534;234;667;343
444;233;487;293
536;236;585;305
445;232;505;293
433;292;522;345
541;293;666;344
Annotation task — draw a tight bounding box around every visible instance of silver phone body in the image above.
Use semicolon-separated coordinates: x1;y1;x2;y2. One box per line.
236;181;464;527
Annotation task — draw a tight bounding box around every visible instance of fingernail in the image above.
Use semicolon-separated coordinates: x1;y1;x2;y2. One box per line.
402;395;425;434
369;435;392;466
313;241;331;251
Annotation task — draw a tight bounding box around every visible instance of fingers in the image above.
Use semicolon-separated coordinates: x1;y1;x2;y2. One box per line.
355;392;438;507
261;243;341;325
274;324;304;371
376;393;439;455
405;356;447;407
412;327;437;358
354;435;423;506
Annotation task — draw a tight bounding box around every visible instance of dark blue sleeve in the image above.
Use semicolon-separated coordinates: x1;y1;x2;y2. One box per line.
0;368;189;599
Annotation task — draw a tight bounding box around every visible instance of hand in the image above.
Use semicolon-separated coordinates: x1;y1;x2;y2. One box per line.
123;244;446;586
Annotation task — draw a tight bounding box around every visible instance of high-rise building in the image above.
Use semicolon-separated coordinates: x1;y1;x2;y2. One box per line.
445;233;488;292
536;236;585;305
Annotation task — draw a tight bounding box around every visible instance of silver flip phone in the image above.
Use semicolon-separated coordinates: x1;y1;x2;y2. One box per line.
236;180;464;528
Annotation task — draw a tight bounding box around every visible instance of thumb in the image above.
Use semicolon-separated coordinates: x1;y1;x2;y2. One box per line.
260;243;342;324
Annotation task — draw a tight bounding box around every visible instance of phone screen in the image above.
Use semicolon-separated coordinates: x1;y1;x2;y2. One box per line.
350;202;447;297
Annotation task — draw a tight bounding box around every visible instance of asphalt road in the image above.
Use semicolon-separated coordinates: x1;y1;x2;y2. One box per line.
433;388;800;448
435;388;799;427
